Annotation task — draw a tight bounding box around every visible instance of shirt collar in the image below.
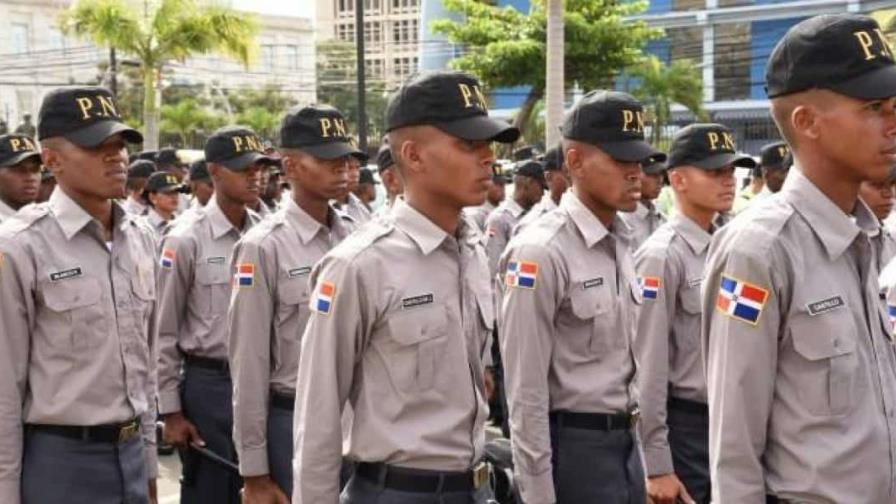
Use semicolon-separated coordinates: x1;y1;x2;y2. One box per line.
391;197;454;255
561;191;626;248
283;198;328;245
503;198;525;218
541;193;558;212
669;212;711;255
205;195;251;239
783;168;876;260
0;198;16;220
49;188;96;240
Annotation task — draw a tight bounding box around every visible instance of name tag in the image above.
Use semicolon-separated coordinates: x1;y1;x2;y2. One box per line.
289;267;312;278
49;267;82;282
583;277;604;289
807;296;845;316
402;294;434;309
687;277;703;288
207;256;226;264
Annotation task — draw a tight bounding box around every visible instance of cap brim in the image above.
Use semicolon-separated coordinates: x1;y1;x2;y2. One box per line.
300;141;364;161
828;64;896;100
692;152;757;170
642;163;666;175
66;120;143;148
0;151;42;168
435;115;520;144
218;152;278;171
599;139;665;163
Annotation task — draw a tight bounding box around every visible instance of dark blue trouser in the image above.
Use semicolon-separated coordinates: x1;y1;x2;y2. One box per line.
22;428;148;504
267;404;294;497
668;400;711;504
340;469;495;503
549;420;646;504
179;363;241;504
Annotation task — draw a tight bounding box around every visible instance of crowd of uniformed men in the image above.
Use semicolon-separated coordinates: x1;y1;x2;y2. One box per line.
2;12;896;504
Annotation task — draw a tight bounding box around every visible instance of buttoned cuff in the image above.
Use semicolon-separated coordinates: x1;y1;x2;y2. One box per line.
516;467;556;504
0;479;21;504
145;440;159;479
158;390;182;415
644;445;675;477
238;445;270;477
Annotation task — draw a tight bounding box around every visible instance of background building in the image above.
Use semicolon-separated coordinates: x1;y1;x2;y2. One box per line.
0;0;315;132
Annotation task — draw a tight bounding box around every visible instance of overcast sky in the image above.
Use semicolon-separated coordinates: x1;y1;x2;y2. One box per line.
232;0;315;20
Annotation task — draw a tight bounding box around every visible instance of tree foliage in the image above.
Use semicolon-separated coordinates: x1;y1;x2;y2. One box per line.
628;56;706;145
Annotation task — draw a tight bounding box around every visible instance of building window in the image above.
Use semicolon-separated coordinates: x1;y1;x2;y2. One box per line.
260;44;274;71
11;23;30;54
366;58;384;80
364;21;382;44
365;0;381;14
336;23;355;42
284;45;299;71
392;19;418;45
392;0;418;12
393;56;418;78
337;0;353;16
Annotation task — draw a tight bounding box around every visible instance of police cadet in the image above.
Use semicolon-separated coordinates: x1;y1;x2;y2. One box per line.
513;145;569;236
123;159;156;215
188;159;214;209
484;160;544;277
157;125;275;504
621;154;667;251
702;14;896;503
373;142;405;218
859;170;896;273
229;105;359;503
634;124;754;504
0;134;41;223
292;70;518;503
334;151;372;224
465;167;506;233
0;86;158;503
141;171;184;243
758;140;790;198
36;167;55;204
498;90;663;504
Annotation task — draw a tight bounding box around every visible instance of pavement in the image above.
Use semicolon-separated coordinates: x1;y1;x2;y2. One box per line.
157;453;183;504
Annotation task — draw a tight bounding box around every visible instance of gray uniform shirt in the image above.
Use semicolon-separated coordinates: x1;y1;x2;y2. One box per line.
229;199;352;477
702;168;896;503
485;198;525;278
634;213;710;477
0;199;15;223
156;196;260;414
0;190;159;502
121;196;146;216
334;192;371;226
292;198;492;503
512;193;557;237
497;191;640;504
621;200;666;252
465;200;495;233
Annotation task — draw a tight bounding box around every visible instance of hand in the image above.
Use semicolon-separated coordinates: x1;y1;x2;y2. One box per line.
241;475;289;504
484;367;496;402
647;473;695;504
147;478;158;504
162;412;205;449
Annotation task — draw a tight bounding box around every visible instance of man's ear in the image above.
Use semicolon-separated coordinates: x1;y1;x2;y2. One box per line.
791;104;819;141
398;137;424;176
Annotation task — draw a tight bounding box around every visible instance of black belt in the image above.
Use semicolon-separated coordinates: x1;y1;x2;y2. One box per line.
28;419;141;444
549;410;638;431
766;496;792;504
184;354;229;373
355;461;489;493
270;392;295;411
668;396;709;416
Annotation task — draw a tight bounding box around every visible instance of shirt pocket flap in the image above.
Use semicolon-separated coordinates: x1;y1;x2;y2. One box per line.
681;283;702;314
44;277;102;311
569;287;603;320
388;306;448;346
278;277;309;306
196;263;230;285
790;313;856;361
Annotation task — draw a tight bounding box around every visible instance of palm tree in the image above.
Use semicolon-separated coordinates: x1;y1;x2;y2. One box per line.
160;98;216;148
629;56;706;146
544;0;564;148
59;0;258;150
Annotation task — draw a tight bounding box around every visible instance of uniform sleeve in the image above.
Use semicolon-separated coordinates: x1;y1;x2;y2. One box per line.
633;246;678;477
0;240;33;504
155;233;196;415
498;242;559;504
485;212;510;278
143;234;160;479
701;238;781;503
229;238;275;477
293;255;370;504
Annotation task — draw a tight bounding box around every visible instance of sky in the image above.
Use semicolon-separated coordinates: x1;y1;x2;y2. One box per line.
232;0;315;20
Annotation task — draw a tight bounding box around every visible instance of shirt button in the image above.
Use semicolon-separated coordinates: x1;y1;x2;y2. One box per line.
833;339;840;349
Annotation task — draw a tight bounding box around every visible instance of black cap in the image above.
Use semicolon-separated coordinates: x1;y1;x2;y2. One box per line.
543;146;564;172
766;14;896;99
376;144;395;172
0;134;41;168
560;90;665;163
515;160;547;188
189;159;210;181
359;167;379;185
143;171;183;194
279;104;364;160
667;123;757;171
513;145;537;161
156;147;180;166
127;159;157;180
38;86;143;147
205;126;277;171
642;156;667;175
760;141;790;170
386;70;520;143
137;150;158;162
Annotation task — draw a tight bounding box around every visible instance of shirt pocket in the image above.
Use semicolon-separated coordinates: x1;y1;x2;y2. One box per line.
276;276;311;341
385;305;449;393
474;286;494;361
676;282;702;351
567;286;614;356
41;276;106;351
195;263;231;317
789;311;858;417
131;260;156;340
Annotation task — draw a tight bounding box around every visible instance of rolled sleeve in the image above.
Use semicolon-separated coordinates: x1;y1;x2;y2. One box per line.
155;234;195;415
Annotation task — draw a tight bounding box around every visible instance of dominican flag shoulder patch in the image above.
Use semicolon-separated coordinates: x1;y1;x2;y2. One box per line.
638;276;661;300
506;260;538;290
716;274;769;326
160;248;175;269
888;305;896;334
235;263;255;287
312;281;337;315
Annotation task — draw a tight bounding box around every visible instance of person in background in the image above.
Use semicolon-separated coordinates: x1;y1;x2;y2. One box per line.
373;142;404;218
355;167;379;211
0;134;42;223
513;145;569;236
859;171;896;273
122;159;156;215
188;159;214;209
36;168;55;204
465;165;506;233
334;153;371;224
484;160;545;279
141;171;184;243
733;166;764;214
621;154;668;251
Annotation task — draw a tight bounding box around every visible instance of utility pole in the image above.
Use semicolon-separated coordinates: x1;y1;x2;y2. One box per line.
109;48;118;97
545;0;564;148
355;0;368;154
